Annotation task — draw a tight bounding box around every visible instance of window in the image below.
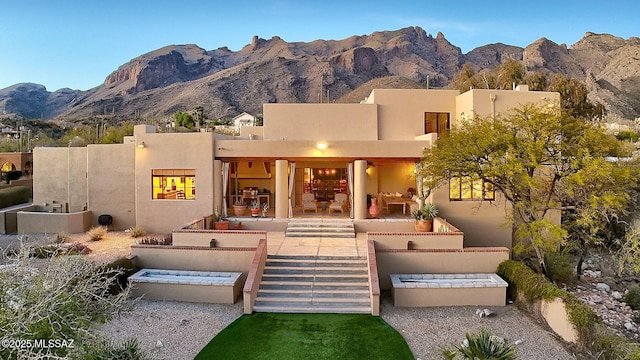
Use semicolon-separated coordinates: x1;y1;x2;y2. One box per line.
425;112;450;138
449;176;494;201
152;169;195;200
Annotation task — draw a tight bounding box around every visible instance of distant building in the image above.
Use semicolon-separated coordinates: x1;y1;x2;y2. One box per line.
232;112;255;132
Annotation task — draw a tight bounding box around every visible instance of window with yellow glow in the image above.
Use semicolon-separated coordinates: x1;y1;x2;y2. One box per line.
449;176;494;201
152;169;195;200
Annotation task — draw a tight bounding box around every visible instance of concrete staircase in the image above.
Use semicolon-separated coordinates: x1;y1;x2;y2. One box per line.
285;219;355;238
253;255;371;314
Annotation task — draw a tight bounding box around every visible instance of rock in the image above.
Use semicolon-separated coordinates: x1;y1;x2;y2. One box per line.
624;322;636;331
476;308;496;318
514;339;523;345
612;291;623;300
155;340;163;348
596;283;610;292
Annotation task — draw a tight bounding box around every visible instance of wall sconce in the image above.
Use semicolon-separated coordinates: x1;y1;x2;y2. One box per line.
137;141;145;148
317;142;327;150
217;147;225;150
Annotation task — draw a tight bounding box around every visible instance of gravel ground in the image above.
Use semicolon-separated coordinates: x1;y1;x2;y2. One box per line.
96;295;577;360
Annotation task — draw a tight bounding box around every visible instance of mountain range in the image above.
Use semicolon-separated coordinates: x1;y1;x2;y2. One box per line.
1;26;639;124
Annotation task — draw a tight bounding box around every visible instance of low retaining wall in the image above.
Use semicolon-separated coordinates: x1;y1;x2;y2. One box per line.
129;269;242;304
391;273;508;307
130;245;257;281
172;230;267;247
0;203;34;234
367;240;380;316
16;210;92;234
375;247;510;290
367;231;463;250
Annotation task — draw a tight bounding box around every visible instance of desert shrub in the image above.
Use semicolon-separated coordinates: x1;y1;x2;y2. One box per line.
0;186;31;209
546;250;575;284
128;225;145;238
442;329;516;360
624;285;640;310
0;250;131;360
88;226;107;241
616;130;639;142
98;257;139;295
71;337;150;360
56;231;70;243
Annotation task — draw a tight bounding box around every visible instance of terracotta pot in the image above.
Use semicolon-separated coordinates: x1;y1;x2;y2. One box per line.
414;219;432;232
232;205;247;216
251;208;261;217
369;197;380;218
214;220;229;230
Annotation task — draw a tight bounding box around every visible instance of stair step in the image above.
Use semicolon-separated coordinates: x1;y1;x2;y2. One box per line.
265;261;367;268
253;304;371;314
259;284;370;291
267;255;366;261
263;268;368;275
257;291;369;299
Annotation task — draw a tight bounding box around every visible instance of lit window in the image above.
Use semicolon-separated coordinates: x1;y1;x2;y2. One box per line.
152;169;195;200
449;176;494;201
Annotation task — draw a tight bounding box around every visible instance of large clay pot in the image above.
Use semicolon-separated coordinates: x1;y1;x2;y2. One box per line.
369;197;380;218
251;208;261;217
414;219;432;232
232;205;247;216
214;220;229;230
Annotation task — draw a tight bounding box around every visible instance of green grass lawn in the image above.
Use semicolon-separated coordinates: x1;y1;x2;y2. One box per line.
195;313;414;360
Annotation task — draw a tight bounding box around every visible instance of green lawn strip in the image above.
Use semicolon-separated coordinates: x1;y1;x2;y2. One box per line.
195;313;414;360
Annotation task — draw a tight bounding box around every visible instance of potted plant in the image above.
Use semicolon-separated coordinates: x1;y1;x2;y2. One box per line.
249;200;261;217
213;211;229;230
232;199;247;216
233;221;243;230
412;202;438;232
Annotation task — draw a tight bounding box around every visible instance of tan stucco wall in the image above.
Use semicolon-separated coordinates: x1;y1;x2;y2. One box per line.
134;128;215;233
215;140;428;160
87;144;136;230
455;88;560;123
369;233;464;250
172;230;265;247
393;287;506;307
263;104;378;141
368;89;459;140
432;186;512;248
0;152;33;172
130;246;254;273
17;210;92;234
33;147;87;212
376;162;416;195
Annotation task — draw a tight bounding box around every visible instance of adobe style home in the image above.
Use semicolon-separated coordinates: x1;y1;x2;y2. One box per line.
29;85;558;246
23;86;568;315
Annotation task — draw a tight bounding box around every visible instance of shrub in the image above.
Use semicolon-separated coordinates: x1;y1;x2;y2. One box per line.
546;250;575;284
624;285;640;310
0;186;31;209
71;337;150;360
56;231;70;243
88;226;107;241
128;225;145;238
443;329;516;360
0;250;131;360
98;257;139;295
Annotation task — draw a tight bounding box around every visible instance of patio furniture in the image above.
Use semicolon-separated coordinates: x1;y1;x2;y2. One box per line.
328;193;349;214
301;193;318;213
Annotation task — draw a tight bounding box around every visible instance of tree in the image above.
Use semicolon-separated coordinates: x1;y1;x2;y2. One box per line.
419;103;633;276
496;58;525;90
173;111;195;129
192;106;206;130
548;73;605;122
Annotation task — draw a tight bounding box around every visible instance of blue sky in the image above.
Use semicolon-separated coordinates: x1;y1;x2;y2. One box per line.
0;0;637;91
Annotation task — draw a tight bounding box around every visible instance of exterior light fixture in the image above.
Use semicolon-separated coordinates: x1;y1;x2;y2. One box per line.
317;142;327;150
137;141;145;148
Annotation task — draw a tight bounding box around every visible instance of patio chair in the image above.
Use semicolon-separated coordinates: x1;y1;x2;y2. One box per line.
328;193;349;214
301;193;318;213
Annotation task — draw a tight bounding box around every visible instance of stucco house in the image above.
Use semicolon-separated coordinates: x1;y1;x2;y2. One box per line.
29;86;558;247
